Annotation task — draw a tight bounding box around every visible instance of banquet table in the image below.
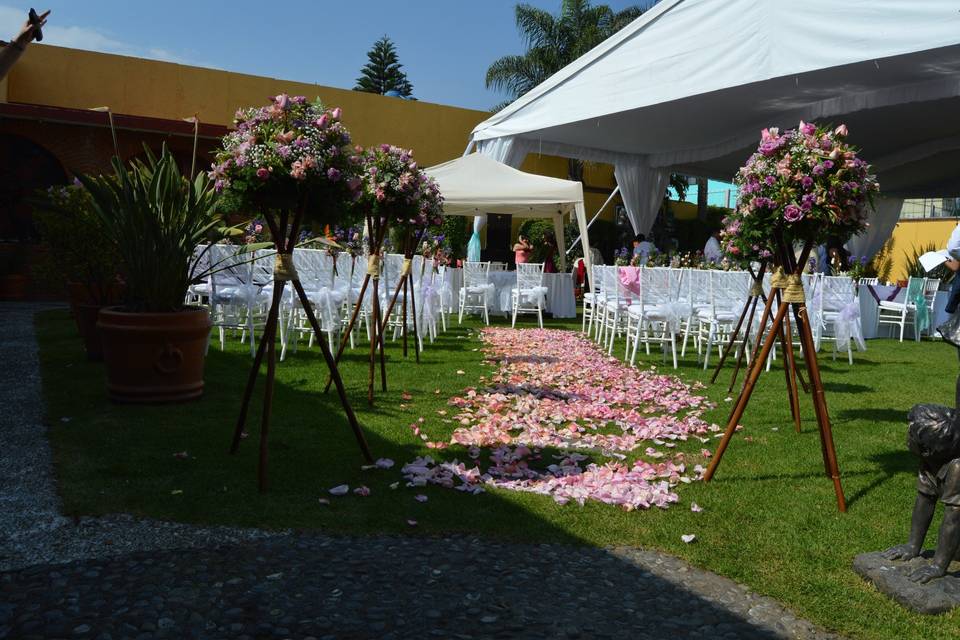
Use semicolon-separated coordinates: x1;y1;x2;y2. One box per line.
446;268;577;318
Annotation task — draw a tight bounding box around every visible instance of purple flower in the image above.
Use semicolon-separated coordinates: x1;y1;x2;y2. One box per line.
801;176;814;189
783;204;804;222
823;160;834;170
326;167;341;182
764;175;776;186
812;164;825;176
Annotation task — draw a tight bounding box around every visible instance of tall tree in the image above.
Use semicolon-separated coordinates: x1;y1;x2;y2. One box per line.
354;36;413;97
485;0;651;112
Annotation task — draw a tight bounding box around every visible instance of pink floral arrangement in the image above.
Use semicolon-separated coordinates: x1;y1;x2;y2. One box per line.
357;144;443;239
730;121;878;251
209;94;362;218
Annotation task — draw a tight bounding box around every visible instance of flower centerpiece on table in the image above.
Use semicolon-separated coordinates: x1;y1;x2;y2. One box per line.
419;230;450;267
731;121;878;260
356;144;443;257
210;94;362;229
614;247;631;266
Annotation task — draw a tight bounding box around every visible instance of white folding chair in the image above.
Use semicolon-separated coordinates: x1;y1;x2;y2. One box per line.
876;276;926;342
207;244;270;356
511;262;547;328
459;261;492;325
624;267;680;368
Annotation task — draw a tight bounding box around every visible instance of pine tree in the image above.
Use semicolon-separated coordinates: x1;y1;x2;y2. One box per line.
354;36;414;97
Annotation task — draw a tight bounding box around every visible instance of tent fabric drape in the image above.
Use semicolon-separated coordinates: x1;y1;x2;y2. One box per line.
474;137;533;168
845;196;904;261
614;162;670;235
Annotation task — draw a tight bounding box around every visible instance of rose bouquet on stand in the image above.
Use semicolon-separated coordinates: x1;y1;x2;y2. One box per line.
326;144;443;402
212;94;372;491
705;121;879;513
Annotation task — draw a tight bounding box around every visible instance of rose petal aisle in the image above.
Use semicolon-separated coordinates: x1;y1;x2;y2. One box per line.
402;328;721;511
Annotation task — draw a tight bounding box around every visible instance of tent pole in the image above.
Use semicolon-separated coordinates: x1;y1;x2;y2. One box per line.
567;185;620;254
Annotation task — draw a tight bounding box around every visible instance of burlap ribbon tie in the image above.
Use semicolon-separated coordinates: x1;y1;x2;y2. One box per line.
273;252;298;282
782;273;805;303
367;254;381;278
770;268;786;290
750;279;764;297
401;258;413;276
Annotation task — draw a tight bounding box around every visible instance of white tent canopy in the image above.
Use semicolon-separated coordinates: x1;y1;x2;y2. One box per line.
425;152;591;272
467;0;960;251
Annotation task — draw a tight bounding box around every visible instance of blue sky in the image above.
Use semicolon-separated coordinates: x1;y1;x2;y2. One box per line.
0;1;644;111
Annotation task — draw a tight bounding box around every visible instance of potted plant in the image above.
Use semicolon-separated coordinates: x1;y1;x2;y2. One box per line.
78;145;228;403
33;182;123;359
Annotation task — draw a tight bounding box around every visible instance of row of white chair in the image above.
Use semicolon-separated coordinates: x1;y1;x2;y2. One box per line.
458;261;548;328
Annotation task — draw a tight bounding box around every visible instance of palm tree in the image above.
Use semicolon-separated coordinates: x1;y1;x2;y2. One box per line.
485;1;652;112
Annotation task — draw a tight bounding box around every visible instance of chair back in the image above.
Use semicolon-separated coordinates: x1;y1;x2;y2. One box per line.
516;262;545;290
463;261;491;287
820;275;855;312
602;266;622;304
489;261;508;271
922;277;940;309
905;276;926;307
639;267;674;312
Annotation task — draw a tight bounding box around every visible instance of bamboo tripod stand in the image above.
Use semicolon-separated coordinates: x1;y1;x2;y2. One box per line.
708;263;809;433
324;220;426;404
230;204;373;491
703;237;847;512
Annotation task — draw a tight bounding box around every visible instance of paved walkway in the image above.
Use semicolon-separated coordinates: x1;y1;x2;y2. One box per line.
0;303;841;640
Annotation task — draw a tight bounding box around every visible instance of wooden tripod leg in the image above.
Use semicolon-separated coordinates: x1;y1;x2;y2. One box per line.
256;281;285;492
706;299;790;482
323;273;371;394
231;282;283;454
291;279;373;463
410;276;420;364
727;294;761;394
794;302;847;512
376;284;387;392
369;277;380;405
730;289;775;395
711;295;752;384
787;306;811;394
774;289;802;433
402;276;409;357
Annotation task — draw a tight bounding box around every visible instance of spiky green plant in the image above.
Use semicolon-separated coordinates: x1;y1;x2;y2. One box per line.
77;145;241;312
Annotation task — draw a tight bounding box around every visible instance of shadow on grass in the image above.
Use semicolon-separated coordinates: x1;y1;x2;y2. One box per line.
835;407;906;424
31;306;791;639
845;450;916;509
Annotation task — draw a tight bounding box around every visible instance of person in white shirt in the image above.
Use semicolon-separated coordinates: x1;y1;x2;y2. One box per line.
944;223;960;314
703;230;723;263
632;234;656;265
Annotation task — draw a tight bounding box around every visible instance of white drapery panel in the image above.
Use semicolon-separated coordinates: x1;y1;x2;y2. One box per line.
845;196;904;260
473;137;533;169
614;162;670;235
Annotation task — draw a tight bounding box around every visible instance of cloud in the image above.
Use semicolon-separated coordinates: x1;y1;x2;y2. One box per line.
0;5;197;65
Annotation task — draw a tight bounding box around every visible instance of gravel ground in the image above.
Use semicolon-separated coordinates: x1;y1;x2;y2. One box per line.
0;303;842;639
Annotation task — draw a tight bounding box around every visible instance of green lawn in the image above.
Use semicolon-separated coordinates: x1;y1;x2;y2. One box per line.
37;309;960;639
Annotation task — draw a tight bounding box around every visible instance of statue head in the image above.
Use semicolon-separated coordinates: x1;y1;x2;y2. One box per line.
907;403;960;463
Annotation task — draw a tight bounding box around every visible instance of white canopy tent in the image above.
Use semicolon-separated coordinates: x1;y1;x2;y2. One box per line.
425;152;591;274
466;0;960;256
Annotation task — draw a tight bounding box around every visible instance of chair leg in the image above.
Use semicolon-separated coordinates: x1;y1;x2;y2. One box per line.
537;302;543;329
702;323;715;370
511;294;518;328
670;332;678;369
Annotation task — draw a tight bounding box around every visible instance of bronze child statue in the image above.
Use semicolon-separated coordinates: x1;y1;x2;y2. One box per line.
882;375;960;583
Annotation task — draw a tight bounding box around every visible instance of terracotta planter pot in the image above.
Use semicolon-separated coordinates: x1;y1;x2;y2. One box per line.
97;307;212;403
0;274;29;300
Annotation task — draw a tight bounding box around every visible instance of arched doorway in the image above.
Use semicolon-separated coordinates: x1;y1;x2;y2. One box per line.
0;134;68;243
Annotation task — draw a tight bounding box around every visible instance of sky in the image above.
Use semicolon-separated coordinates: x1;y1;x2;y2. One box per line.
0;0;645;112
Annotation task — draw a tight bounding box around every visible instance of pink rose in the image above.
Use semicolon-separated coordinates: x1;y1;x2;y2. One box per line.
331;107;342;119
315;114;329;129
834;124;848;137
799;120;816;136
256;167;270;180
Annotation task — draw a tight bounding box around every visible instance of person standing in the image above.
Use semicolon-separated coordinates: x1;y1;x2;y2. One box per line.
513;234;533;265
632;234;656;265
944;222;960;314
703;229;723;263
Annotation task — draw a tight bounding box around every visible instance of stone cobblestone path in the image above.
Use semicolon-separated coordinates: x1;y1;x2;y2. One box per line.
0;304;842;639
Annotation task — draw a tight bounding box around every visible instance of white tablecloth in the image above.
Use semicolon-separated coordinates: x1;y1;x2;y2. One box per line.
859;286;949;339
447;268;576;318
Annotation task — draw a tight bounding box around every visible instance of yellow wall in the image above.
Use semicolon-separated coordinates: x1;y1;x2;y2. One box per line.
884;219;958;282
7;44;489;168
9;44;624;244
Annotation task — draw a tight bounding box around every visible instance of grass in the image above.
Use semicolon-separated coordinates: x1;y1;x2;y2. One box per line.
36;308;960;639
